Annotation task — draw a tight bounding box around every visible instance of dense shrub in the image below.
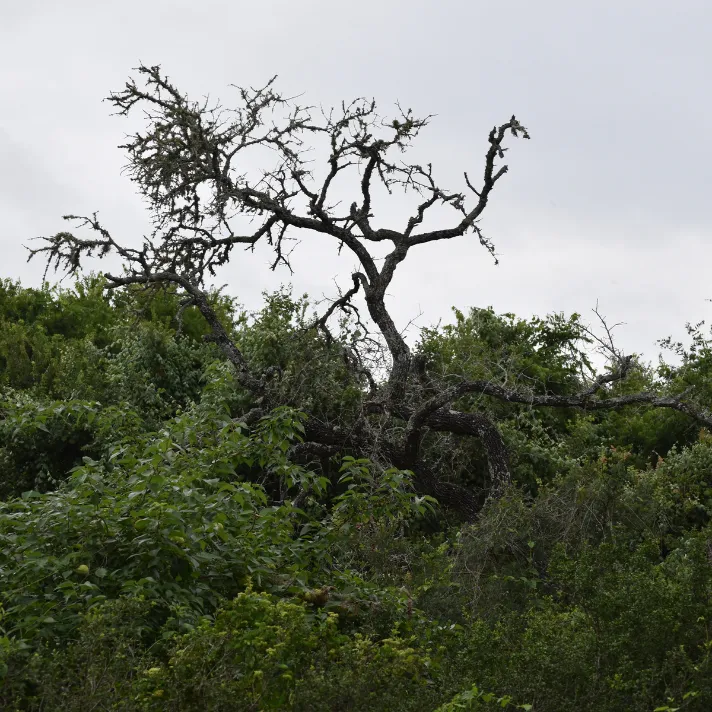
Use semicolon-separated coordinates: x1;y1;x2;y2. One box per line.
3;279;712;710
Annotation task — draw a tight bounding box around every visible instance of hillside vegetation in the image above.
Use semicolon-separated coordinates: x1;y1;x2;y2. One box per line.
1;277;712;710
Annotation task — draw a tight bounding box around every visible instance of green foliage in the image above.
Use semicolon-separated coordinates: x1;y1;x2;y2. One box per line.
0;394;143;497
416;307;593;492
4;278;712;709
440;457;712;710
415;306;703;496
1;588;517;711
1;597;156;710
435;684;532;711
418;307;590;399
133;589;446;712
232;287;368;422
0;385;441;704
0;276;229;416
0;404;309;645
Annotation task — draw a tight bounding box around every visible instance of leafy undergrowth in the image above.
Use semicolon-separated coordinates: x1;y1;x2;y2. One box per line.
2;280;712;710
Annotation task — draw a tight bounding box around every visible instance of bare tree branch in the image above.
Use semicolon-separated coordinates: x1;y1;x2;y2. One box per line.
103;270;264;394
310;273;378;397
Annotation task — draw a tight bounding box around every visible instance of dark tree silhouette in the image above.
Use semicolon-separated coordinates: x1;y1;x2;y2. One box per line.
30;65;712;518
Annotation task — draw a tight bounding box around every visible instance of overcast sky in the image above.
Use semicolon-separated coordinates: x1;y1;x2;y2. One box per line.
2;0;711;362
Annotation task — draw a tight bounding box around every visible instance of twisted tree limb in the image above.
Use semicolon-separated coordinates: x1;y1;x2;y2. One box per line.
26;65;712;519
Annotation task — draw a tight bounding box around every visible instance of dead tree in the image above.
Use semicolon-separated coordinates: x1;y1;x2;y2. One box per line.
29;65;712;519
